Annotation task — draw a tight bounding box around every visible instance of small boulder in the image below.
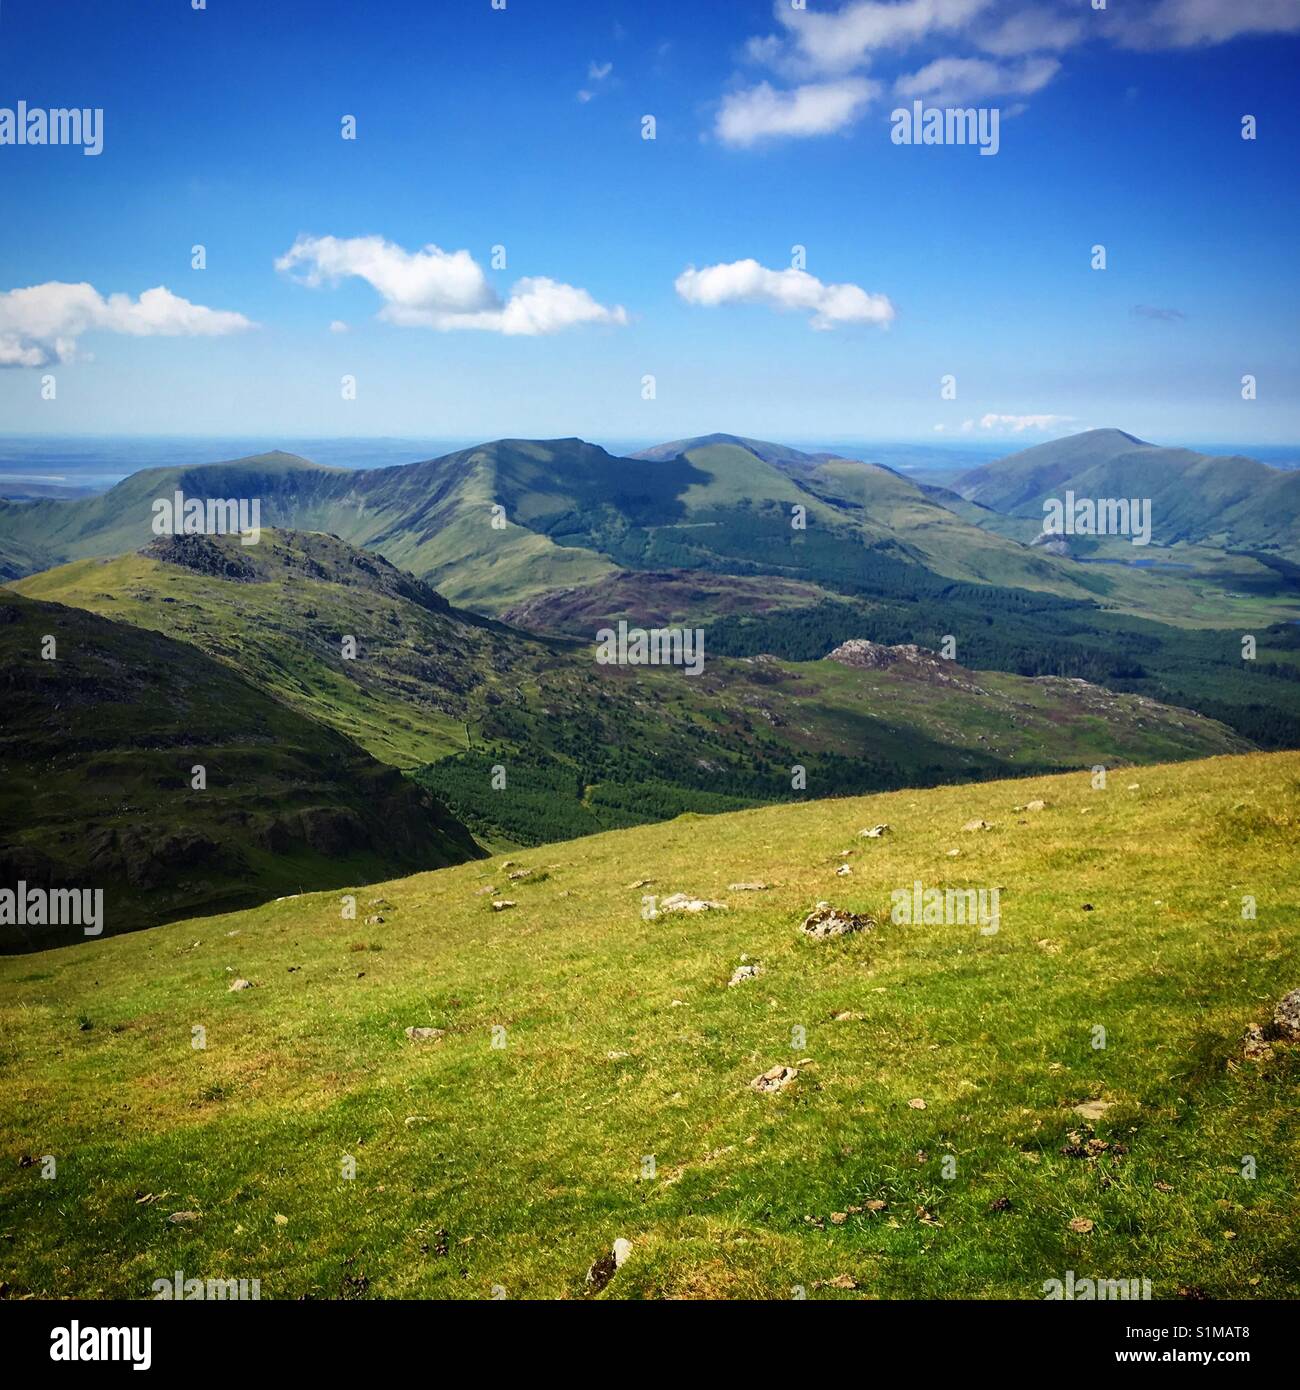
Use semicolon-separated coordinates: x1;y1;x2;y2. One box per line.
962;818;995;832
228;978;254;992
1272;988;1300;1041
405;1026;445;1043
751;1065;798;1094
660;892;727;913
728;963;763;987
1072;1098;1111;1121
364;915;384;925
728;881;769;891
800;901;874;940
1242;1025;1274;1062
1025;799;1047;812
490;900;516;912
835;864;853;876
859;824;890;838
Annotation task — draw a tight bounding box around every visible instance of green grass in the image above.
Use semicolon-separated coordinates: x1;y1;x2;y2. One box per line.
2;750;1296;1299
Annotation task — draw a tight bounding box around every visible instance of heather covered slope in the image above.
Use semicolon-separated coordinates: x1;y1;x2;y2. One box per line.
0;751;1295;1297
0;589;483;949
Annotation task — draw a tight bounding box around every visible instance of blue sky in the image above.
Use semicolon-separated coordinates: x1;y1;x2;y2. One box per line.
0;0;1297;447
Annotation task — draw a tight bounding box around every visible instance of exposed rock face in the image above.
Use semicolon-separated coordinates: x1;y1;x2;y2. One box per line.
800;901;874;940
145;534;259;582
825;639;982;691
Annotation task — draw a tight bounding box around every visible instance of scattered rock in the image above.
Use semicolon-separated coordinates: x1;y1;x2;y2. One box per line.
490;900;516;912
800;901;874;940
962;818;995;832
1037;938;1063;954
864;1199;887;1213
728;963;763;987
660;892;727;913
1072;1099;1111;1121
1067;1217;1095;1234
1242;1025;1274;1062
832;1010;865;1022
1272;988;1300;1041
364;915;384;925
405;1027;445;1043
625;879;653;889
168;1211;200;1224
728;881;769;891
507;869;533;882
816;1273;858;1290
606;1050;629;1060
835;864;853;876
859;824;890;838
1026;799;1047;812
474;885;496;895
907;1097;927;1110
751;1065;798;1094
945;848;961;857
987;1195;1013;1213
228;978;254;992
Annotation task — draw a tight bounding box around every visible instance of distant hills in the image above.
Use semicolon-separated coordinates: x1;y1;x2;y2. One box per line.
0;433;1099;608
952;429;1300;554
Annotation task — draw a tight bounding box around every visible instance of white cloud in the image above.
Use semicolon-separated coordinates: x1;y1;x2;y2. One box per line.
759;0;992;77
720;0;1300;147
579;59;613;101
715;78;878;145
976;9;1083;56
0;281;254;368
675;258;895;329
895;54;1060;103
329;319;349;333
960;413;1073;433
1113;0;1300;49
276;235;627;336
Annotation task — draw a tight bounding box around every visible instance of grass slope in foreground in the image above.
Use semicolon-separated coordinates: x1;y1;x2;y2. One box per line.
1;750;1297;1298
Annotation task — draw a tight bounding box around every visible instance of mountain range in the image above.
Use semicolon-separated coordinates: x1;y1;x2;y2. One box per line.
2;426;1299;944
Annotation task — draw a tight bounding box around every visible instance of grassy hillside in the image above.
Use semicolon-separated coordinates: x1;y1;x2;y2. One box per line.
0;589;483;948
12;532;1250;855
1;751;1296;1298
